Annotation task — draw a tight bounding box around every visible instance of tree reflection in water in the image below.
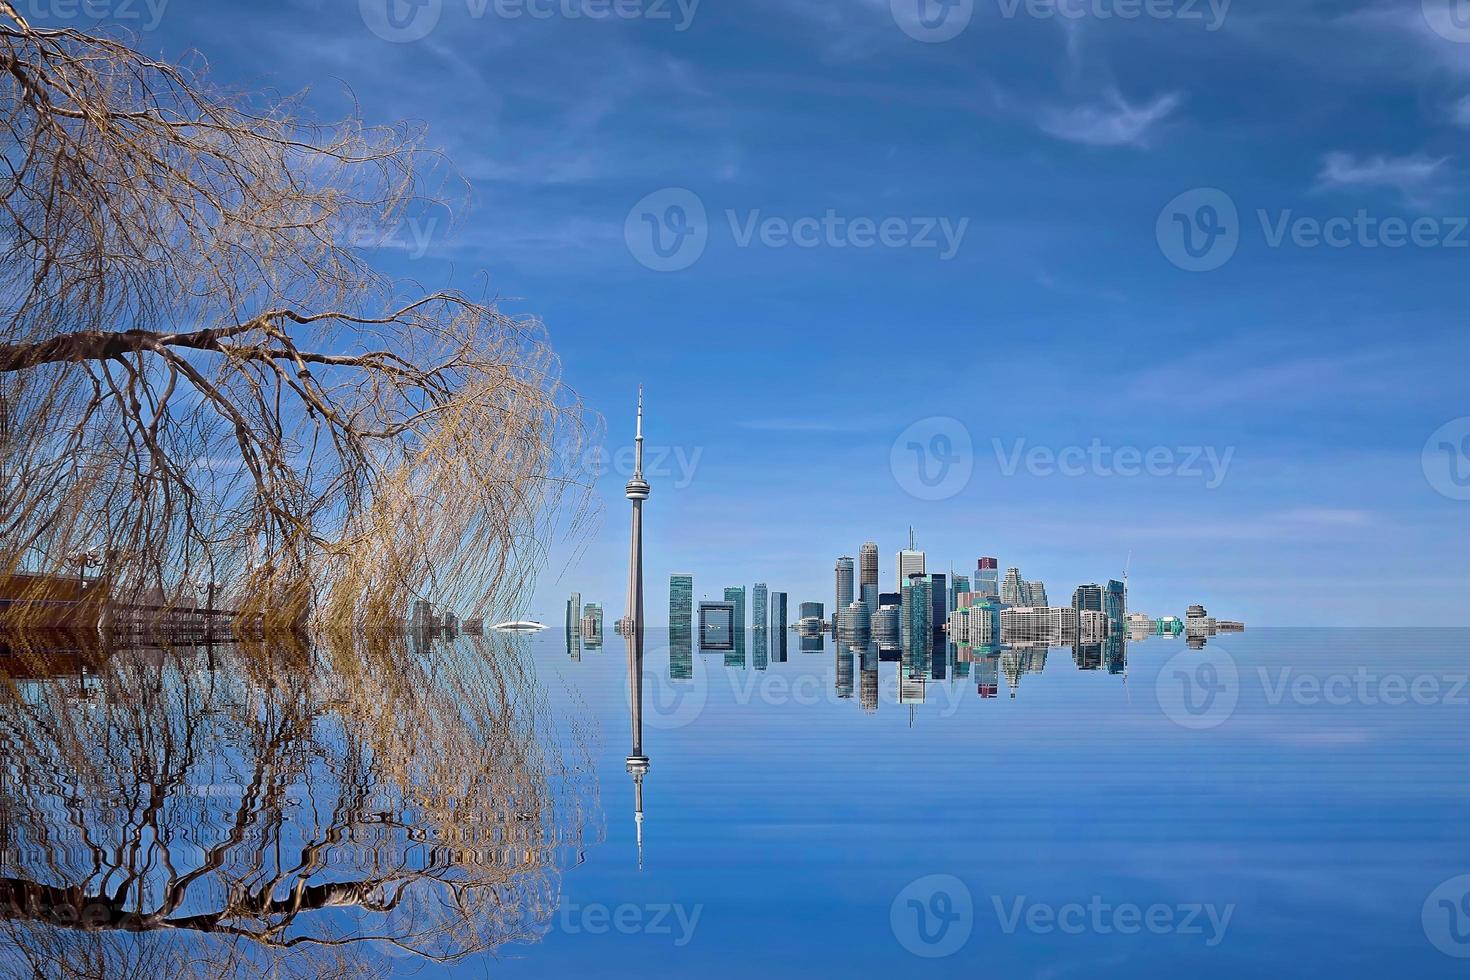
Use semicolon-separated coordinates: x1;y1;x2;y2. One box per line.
0;629;597;978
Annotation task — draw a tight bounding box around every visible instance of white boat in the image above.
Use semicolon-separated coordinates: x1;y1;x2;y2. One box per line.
490;620;547;632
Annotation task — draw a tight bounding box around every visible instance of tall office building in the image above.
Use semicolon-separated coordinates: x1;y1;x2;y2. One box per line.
1001;567;1026;607
725;587;747;655
1072;583;1103;614
669;575;693;656
949;574;970;612
799;601;824;630
567;591;582;636
835;557;855;618
772;591;789;661
1025;581;1048;608
975;557;1000;597
928;573;947;642
896;548;926;591
841;600;871;645
904;577;932;662
752;583;769;665
860;582;879;619
1105;579;1127;635
582;603;603;646
874;601;901;648
860;542;879;594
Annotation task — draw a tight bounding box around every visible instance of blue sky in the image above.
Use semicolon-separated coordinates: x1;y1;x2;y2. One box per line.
69;0;1470;625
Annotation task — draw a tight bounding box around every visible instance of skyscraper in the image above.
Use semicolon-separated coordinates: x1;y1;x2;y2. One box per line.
752;583;769;666
835;557;855;617
860;541;879;594
1072;583;1103;614
949;574;970;612
975;557;999;597
896;535;926;591
927;572;947;642
670;575;693;657
771;591;789;662
1001;567;1026;606
1105;579;1127;636
1024;580;1048;608
725;586;747;657
567;591;582;636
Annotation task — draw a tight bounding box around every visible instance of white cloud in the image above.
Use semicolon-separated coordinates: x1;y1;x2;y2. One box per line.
1315;151;1452;203
1035;89;1184;148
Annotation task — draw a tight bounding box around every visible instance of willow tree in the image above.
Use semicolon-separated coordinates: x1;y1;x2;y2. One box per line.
0;6;589;629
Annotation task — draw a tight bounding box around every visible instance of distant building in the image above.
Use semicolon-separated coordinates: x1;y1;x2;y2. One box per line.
771;591;789;660
1001;568;1027;607
725;587;747;654
835;558;855;619
896;548;926;591
582;603;604;645
1001;606;1078;644
860;542;879;596
699;601;736;651
841;600;871;645
1105;579;1127;635
1080;609;1109;642
670;575;693;656
1024;581;1048;607
949;574;970;613
974;557;1000;597
752;583;769;663
567;591;582;636
1072;584;1103;614
874;600;901;648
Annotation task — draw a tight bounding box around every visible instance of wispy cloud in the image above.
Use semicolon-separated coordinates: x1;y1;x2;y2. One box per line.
1314;151;1454;205
1034;88;1184;148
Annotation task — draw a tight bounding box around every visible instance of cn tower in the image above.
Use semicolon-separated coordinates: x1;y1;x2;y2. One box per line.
624;386;650;869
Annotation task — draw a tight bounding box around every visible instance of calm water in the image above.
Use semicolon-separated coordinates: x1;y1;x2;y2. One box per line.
1;627;1466;977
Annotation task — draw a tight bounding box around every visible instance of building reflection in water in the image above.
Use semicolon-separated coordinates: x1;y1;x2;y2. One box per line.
0;629;594;977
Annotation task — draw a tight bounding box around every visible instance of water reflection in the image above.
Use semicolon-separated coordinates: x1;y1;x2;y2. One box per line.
0;629;594;977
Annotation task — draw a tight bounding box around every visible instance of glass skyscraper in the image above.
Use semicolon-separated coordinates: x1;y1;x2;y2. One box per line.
860;542;879;594
1001;567;1026;606
725;586;747;659
771;591;788;662
975;557;999;597
835;557;855;617
752;583;769;667
670;574;693;657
